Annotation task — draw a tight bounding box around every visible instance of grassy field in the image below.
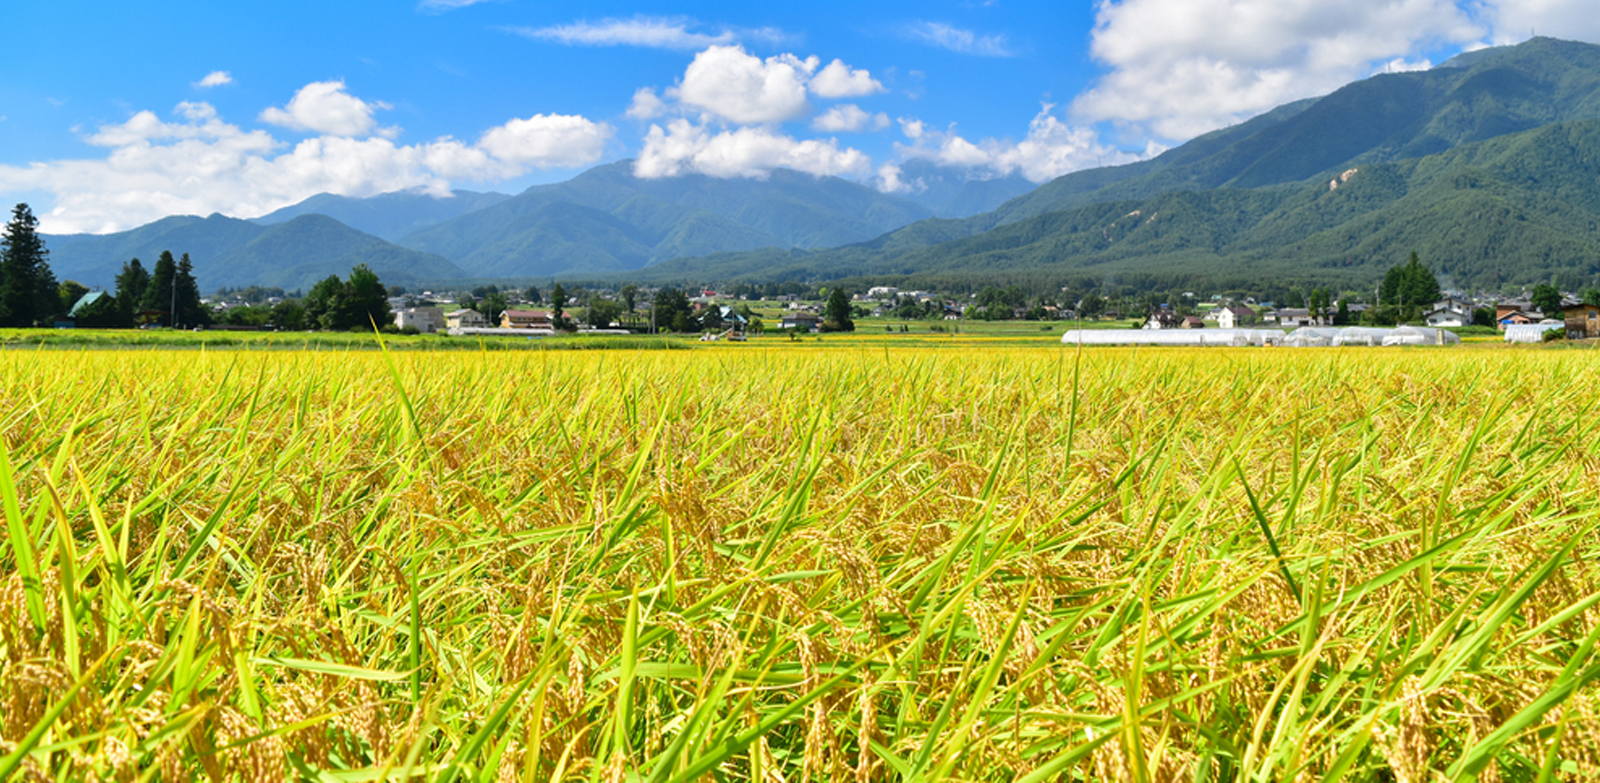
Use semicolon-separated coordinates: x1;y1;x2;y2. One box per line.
1;343;1598;780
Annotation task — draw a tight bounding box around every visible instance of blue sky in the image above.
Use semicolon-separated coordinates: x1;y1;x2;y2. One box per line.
1;0;1592;234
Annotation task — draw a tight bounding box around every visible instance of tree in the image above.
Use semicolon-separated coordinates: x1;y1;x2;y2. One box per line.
1309;288;1330;322
550;283;569;330
479;291;509;324
173;253;210;327
1285;288;1307;308
114;258;151;326
302;275;344;329
653;287;691;332
620;284;638;317
1582;288;1600;307
1079;292;1105;320
342;264;391;330
0;203;59;326
58;280;91;315
270;299;308;331
824;287;855;332
586;298;622;327
143;251;178;325
1333;298;1351;326
1530;283;1564;318
525;286;542;304
1400;251;1440;308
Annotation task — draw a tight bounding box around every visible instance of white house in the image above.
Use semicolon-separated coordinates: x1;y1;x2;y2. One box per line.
1216;306;1258;330
394;307;444;333
445;308;488;329
1423;307;1469;328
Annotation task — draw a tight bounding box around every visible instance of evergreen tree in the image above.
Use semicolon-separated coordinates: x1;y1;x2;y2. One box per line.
173;253;209;327
1334;298;1351;326
652;287;691;332
550;283;569;330
343;264;391;330
115;258;150;326
824;287;855;332
525;286;542;304
0;203;58;327
144;251;178;325
1400;251;1440;308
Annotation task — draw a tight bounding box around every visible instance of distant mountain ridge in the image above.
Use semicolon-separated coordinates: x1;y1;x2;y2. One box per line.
633;37;1600;290
395;161;942;278
45;213;465;292
252;189;511;242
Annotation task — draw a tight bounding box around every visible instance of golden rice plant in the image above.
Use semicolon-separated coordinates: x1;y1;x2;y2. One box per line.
0;343;1597;781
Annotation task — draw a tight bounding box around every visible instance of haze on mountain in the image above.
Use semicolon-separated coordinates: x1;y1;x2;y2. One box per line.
393;161;954;278
252;189;511;242
46;213;465;293
638;37;1600;292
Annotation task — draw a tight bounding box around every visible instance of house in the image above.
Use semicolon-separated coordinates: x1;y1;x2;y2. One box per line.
866;286;899;299
394;307;444;334
701;305;750;332
1181;316;1206;329
1144;310;1182;330
1216;306;1258;330
445;308;488;329
1424;297;1474;327
1271;308;1322;327
1498;310;1541;330
1496;302;1539;329
1564;302;1600;339
502;309;554;329
1422;307;1469;328
781;312;822;332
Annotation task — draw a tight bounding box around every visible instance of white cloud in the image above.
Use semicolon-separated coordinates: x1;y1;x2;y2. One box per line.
677;45;819;124
1074;0;1483;141
195;71;233;89
810;59;885;98
1478;1;1600;46
627;87;668;120
418;0;495;12
635;118;871;180
812;104;890;133
892;105;1144;184
0;100;612;234
905;21;1015;57
508;16;785;51
260;80;393;138
477;113;613;168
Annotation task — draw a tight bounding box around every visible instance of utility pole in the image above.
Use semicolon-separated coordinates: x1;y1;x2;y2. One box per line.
171;272;178;329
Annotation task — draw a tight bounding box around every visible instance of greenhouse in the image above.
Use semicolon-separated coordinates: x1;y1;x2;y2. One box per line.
1503;321;1565;343
1277;325;1461;347
1059;328;1286;346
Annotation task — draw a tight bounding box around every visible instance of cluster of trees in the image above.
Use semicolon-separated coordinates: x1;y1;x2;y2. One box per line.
67;251;209;329
1368;252;1444;324
296;265;393;331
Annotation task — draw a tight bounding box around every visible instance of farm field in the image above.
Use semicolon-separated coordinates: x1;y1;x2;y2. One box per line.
1;345;1598;780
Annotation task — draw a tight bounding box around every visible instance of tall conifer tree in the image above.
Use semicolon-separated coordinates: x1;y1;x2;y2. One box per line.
0;203;58;327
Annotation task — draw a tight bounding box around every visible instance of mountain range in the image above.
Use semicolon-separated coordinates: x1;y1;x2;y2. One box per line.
45;213;464;292
40;36;1600;294
636;37;1600;291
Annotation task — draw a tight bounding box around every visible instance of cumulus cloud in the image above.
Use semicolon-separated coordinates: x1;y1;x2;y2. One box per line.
676;45;819;124
260;80;393;138
194;71;233;88
904;21;1015;57
0;98;612;234
478;114;612;168
508;16;783;50
635;118;871;180
891;105;1145;185
626;87;668;120
1074;0;1483;141
810;59;885;98
811;104;890;133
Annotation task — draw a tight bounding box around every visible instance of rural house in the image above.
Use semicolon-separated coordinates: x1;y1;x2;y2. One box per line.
394;307;444;334
1564;302;1600;339
446;308;488;329
780;312;822;332
1216;306;1258;329
501;310;554;329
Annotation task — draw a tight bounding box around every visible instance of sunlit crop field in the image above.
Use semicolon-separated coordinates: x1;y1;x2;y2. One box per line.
2;343;1598;781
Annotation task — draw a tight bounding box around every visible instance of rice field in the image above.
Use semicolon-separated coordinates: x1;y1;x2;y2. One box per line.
2;342;1598;781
